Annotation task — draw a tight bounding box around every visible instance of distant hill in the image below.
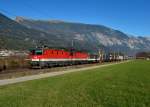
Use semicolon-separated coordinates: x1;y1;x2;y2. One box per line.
0;12;150;55
0;13;100;52
15;16;150;55
0;13;58;50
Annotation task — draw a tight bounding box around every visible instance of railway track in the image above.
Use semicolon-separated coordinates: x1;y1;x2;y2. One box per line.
0;61;130;86
0;61;129;80
0;62;107;80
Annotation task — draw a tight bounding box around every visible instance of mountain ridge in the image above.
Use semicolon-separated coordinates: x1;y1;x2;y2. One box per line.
15;16;150;55
0;13;100;52
0;13;150;55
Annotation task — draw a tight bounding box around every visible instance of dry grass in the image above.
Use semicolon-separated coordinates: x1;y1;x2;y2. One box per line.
0;56;29;71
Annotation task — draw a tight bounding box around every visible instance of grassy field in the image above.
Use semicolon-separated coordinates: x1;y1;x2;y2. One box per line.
0;60;149;107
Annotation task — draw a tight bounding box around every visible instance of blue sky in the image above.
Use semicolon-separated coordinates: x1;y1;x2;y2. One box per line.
0;0;150;37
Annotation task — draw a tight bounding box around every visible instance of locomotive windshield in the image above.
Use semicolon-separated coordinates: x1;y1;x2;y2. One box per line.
30;49;43;55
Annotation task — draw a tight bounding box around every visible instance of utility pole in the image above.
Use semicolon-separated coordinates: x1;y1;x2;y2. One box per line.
70;39;74;64
71;40;74;48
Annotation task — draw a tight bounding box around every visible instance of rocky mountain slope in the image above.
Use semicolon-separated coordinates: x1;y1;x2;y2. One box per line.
0;13;55;50
0;12;149;55
15;17;150;54
0;13;98;51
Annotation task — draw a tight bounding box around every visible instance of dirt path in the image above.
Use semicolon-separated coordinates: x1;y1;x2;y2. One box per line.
0;61;129;86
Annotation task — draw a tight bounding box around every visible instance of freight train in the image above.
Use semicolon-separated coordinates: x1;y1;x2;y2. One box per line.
29;48;100;68
29;47;126;68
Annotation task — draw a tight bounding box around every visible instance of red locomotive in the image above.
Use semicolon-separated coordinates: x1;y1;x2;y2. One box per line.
29;48;100;68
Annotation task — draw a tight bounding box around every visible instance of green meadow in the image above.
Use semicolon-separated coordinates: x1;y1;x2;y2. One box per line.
0;60;150;107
